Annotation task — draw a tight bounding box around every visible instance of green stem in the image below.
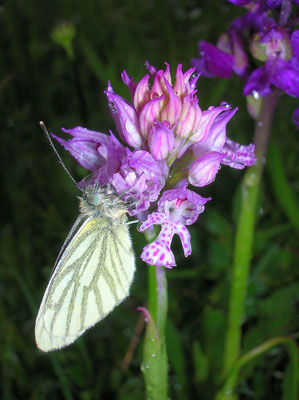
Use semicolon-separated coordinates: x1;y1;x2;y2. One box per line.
267;142;299;233
216;336;298;400
141;264;168;400
221;90;279;380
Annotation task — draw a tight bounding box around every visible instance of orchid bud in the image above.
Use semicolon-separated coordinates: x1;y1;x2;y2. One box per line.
139;96;164;139
175;95;202;138
160;78;182;125
250;25;292;62
148;121;175;160
105;83;142;148
188;151;223;187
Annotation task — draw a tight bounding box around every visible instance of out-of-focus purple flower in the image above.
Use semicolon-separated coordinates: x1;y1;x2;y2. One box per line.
229;29;249;76
269;29;299;97
192;32;249;79
192;41;235;79
232;9;266;32
250;22;292;62
192;1;299;128
270;58;299;96
245;28;299;97
228;0;297;7
228;0;255;5
266;0;282;7
243;65;272;96
53;62;254;267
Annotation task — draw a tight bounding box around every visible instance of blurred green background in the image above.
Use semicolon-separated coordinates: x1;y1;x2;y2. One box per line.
1;1;299;399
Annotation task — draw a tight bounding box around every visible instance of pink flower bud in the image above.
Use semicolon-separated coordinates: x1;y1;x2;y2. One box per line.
188;151;223;187
173;64;198;97
133;74;151;112
175;95;202;138
173;64;185;96
190;104;236;145
105;82;142;148
149;62;172;98
148;121;175;160
182;67;197;94
121;70;137;101
151;70;166;96
160;78;182;125
139;96;164;139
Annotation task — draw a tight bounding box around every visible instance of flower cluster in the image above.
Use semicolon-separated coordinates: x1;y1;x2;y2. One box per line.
192;0;299;127
53;63;256;268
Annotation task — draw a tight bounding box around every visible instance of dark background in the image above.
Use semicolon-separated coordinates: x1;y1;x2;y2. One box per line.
1;1;298;399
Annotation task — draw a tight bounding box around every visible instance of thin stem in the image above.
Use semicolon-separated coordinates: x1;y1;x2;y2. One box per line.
141;264;168;400
221;90;279;381
217;336;298;400
267;142;299;233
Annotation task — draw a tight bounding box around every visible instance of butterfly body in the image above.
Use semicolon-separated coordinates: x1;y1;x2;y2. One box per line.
35;185;135;352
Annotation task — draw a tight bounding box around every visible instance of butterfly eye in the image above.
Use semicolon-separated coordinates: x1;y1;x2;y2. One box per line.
87;193;102;206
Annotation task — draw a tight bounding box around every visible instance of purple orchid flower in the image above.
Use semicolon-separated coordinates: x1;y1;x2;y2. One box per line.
139;187;211;267
192;1;299;128
52;63;255;267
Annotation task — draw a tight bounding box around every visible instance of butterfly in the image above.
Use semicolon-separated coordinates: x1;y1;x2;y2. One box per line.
35;184;135;352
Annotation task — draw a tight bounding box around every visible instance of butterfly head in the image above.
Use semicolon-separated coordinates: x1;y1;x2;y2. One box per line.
80;185;128;221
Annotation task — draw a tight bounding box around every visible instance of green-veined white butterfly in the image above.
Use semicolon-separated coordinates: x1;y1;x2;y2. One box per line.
35;124;135;352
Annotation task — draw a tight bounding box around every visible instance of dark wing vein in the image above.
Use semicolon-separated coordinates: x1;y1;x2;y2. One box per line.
39;218;134;343
44;221;100;336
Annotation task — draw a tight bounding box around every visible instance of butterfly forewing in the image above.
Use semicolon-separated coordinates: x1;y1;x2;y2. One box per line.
35;193;135;352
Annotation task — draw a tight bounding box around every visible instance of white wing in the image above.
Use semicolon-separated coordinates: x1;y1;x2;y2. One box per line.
35;216;135;352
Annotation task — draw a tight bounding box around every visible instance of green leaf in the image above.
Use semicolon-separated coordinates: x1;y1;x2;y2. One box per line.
192;341;209;383
203;209;232;237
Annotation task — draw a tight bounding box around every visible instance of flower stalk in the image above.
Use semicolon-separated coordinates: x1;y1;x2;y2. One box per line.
221;90;279;383
141;264;168;400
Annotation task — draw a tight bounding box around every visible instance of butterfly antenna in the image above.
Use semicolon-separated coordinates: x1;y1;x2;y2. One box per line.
39;121;84;192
